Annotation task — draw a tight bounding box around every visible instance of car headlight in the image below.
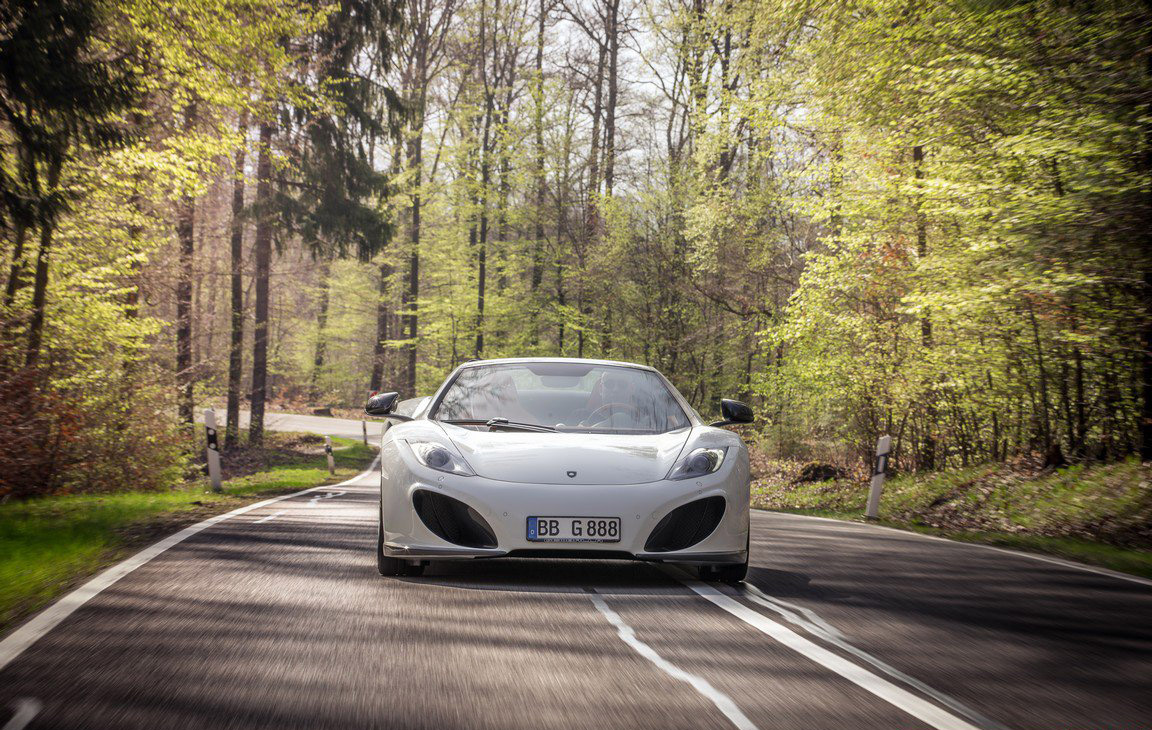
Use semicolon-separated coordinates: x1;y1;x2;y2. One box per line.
404;440;475;476
667;447;727;480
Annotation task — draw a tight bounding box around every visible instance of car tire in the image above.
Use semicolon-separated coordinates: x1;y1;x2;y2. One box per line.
701;561;747;583
377;505;425;577
700;534;749;583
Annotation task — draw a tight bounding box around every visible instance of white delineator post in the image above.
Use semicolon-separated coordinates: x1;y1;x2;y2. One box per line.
865;435;892;520
325;435;336;475
204;408;223;493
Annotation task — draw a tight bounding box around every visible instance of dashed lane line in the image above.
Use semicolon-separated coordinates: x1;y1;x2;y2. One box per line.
253;510;287;524
306;491;347;507
588;590;758;730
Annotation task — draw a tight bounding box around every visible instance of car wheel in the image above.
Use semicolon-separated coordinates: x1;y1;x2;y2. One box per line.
377;505;425;577
700;561;747;583
700;534;749;583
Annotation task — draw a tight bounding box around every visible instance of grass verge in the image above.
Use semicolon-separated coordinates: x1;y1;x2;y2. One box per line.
0;432;376;635
752;458;1152;580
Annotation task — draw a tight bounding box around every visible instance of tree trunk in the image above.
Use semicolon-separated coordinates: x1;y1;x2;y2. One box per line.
586;38;605;240
1074;344;1087;456
4;146;34;319
248;120;275;447
175;104;197;429
24;219;53;368
1141;6;1152;461
1028;303;1053;452
310;258;332;401
556;258;565;354
475;93;493;359
405;121;422;397
3;222;27;310
225;111;249;449
603;0;619;198
599;0;617;354
913;144;935;469
24;154;62;368
598;0;619;356
476;218;487;358
530;0;546;341
370;260;392;392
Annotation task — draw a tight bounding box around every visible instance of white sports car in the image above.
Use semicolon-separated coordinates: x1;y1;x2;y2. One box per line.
365;358;754;581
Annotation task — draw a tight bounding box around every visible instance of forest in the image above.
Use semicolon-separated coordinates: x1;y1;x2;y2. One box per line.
1;0;1150;498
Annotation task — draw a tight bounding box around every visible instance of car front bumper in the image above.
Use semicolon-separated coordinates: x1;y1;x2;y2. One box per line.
378;440;750;565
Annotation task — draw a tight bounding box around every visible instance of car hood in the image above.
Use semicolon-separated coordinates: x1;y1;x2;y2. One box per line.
441;426;692;485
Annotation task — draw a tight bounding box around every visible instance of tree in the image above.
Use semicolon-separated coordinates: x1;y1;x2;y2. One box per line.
225;109;250;449
249;0;403;443
0;0;138;366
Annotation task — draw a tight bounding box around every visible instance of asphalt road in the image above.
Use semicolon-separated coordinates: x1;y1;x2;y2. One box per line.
222;410;386;441
2;415;1150;729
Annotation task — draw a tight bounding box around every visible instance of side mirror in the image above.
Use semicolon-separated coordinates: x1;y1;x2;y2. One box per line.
710;398;754;427
365;391;409;420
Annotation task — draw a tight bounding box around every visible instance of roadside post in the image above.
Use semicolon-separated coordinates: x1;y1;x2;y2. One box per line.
865;435;891;520
325;435;336;475
204;408;223;493
362;420;368;446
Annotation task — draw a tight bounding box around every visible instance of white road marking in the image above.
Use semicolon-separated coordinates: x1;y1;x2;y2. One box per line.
253;510;286;524
306;490;347;507
588;592;757;730
762;511;1152;589
2;698;42;730
0;458;380;674
740;583;1006;730
677;578;981;730
744;589;846;641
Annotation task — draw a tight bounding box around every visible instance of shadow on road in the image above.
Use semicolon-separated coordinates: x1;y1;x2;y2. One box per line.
405;557;695;595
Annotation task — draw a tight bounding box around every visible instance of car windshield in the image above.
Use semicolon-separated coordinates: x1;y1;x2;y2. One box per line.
433;362;691;434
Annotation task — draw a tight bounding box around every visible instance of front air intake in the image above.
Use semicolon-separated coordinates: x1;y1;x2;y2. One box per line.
412;490;498;549
644;496;726;552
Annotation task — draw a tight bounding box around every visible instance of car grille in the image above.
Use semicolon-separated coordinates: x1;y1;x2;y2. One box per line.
644;496;726;552
412;490;499;549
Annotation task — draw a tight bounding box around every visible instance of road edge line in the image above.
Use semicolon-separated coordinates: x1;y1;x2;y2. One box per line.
677;577;981;730
0;457;379;673
756;509;1152;589
739;583;1006;730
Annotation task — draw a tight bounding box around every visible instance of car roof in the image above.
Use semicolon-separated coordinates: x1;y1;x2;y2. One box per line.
456;357;657;372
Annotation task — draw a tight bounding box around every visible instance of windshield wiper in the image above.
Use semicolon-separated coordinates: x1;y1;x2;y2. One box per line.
485;417;556;432
441;418;557;433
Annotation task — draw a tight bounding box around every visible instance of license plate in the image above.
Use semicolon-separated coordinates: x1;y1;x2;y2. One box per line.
526;516;621;543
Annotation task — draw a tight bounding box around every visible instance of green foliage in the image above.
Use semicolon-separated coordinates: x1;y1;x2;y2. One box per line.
737;0;1151;468
752;457;1152;546
5;0;1150;504
0;0;335;497
273;0;402;261
0;433;375;631
751;457;1152;576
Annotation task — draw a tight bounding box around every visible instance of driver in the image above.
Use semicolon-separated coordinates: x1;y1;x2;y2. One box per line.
583;372;638;427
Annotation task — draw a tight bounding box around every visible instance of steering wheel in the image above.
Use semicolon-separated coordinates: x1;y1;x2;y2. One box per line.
584;402;638;425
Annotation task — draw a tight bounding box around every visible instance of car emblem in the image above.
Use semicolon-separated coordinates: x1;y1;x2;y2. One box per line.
567;471;577;478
